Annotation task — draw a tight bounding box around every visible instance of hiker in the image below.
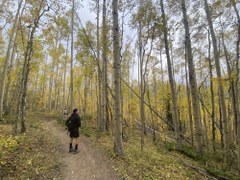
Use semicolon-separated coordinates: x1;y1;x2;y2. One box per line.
63;108;68;120
65;108;81;153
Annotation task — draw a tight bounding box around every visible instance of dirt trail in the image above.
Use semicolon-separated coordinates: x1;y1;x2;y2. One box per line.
45;120;119;180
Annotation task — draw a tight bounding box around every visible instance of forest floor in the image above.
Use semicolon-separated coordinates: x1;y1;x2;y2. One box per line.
45;119;118;180
1;113;239;179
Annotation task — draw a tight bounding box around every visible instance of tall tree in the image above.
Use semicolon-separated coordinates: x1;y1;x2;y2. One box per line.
96;0;102;129
19;0;49;132
231;0;240;174
206;29;216;152
138;0;146;151
101;0;108;131
0;0;24;120
70;0;75;112
204;0;230;163
160;0;181;149
112;0;123;156
181;0;204;154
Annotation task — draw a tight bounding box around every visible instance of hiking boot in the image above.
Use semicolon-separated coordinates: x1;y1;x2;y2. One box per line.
68;148;74;153
73;149;80;154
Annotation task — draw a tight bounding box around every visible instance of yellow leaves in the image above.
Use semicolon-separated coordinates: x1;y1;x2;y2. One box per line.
0;134;19;167
0;114;61;179
27;159;32;165
0;135;18;150
211;77;231;87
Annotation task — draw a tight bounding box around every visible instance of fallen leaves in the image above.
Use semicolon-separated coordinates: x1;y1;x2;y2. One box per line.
0;114;61;179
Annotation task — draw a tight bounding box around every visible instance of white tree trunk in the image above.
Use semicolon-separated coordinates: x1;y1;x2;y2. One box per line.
112;0;123;156
70;0;75;112
101;0;107;131
207;29;216;152
204;0;230;162
96;0;102;129
160;0;181;149
0;0;23;119
62;36;69;117
184;50;194;146
232;1;240;174
181;0;204;154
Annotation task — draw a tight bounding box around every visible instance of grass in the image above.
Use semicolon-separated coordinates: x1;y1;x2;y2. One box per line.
79;126;209;179
0;113;61;179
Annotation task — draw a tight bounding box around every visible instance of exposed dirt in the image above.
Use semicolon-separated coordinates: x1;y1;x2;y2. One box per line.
45;120;119;180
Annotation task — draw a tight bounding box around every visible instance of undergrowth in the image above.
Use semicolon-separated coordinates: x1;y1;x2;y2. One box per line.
79;126;208;179
0;113;61;179
79;125;240;180
164;141;239;179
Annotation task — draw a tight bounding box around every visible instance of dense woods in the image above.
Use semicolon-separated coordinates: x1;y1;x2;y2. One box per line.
0;0;239;177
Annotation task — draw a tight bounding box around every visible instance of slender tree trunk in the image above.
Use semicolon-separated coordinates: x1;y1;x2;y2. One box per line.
54;63;59;111
101;0;107;131
202;104;209;148
204;0;230;163
62;36;69;117
138;0;146;151
15;49;27;134
48;37;59;112
96;0;102;130
48;60;54;112
20;24;37;132
112;0;123;156
19;0;48;133
83;75;87;127
4;34;17;111
222;32;236;139
232;1;240;174
152;68;157;142
160;0;181;149
0;0;23;119
70;0;75;112
181;0;204;154
207;29;216;152
4;0;26;110
184;54;194;146
42;55;47;109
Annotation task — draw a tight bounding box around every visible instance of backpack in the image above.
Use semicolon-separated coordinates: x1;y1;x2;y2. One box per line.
65;116;75;131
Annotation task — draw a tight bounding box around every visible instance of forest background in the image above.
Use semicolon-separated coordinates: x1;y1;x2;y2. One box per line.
0;0;239;178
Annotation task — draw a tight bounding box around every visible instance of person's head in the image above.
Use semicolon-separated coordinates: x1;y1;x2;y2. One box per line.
73;108;78;115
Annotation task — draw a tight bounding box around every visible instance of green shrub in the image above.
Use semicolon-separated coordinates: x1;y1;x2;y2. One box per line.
80;127;98;137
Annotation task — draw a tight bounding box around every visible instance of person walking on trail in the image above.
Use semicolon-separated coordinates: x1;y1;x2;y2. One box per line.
63;108;68;120
65;108;81;153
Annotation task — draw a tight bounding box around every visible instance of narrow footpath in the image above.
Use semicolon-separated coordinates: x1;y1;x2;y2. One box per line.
44;120;118;180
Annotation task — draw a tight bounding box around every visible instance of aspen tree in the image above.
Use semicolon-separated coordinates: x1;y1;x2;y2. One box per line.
181;0;204;154
204;0;230;162
160;0;181;149
112;0;123;156
0;0;23;119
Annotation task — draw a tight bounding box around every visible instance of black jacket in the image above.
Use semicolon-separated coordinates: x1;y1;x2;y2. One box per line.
66;114;81;130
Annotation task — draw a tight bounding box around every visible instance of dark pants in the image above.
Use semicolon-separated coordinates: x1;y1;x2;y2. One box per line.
69;128;79;138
